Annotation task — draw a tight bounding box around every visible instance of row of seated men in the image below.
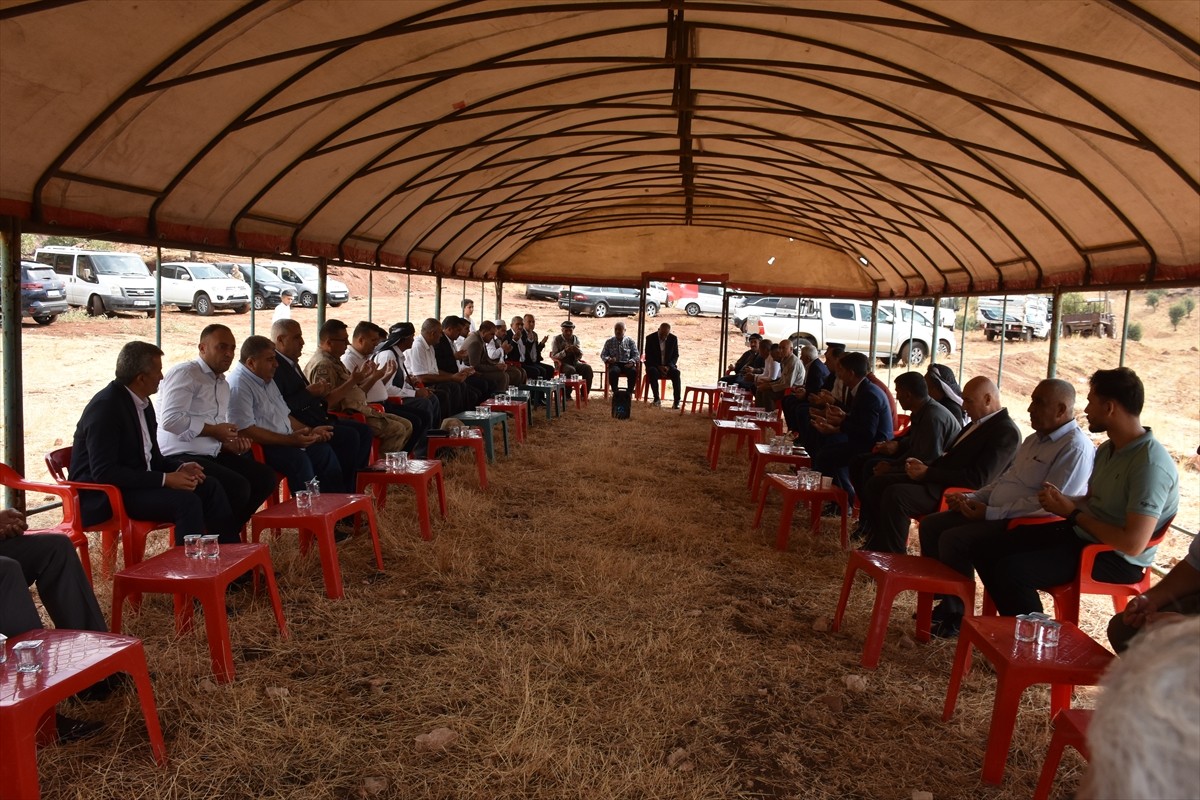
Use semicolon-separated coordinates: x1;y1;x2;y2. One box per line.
724;335;1181;640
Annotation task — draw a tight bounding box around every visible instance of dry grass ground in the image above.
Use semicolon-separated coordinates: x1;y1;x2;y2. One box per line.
28;400;1108;800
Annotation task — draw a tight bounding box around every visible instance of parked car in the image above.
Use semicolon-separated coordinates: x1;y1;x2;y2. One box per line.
746;297;948;367
33;246;157;318
732;296;786;330
678;284;725;316
156;262;250;315
525;283;563;301
213;262;286;310
258;261;350;307
4;260;69;325
557;286;660;318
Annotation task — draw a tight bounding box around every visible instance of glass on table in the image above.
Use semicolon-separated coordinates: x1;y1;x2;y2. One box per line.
201;534;220;559
294;490;314;512
0;633;7;665
184;534;203;559
13;639;43;673
1036;619;1062;649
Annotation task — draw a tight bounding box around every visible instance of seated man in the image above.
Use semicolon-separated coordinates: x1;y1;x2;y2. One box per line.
643;322;681;408
1;508;114;738
306;319;413;455
858;376;1021;554
157;324;278;535
271;319;372;493
71;340;238;546
1107;532;1200;653
973;368;1179;618
550;320;594;394
737;337;772;392
916;378;1093;636
227;335;345;498
407;318;477;415
720;333;762;386
848;371;961;508
926;363;966;425
371;321;443;430
464;320;521;392
439;316;492;402
754;338;802;411
504;316;546;381
780;342;830;433
600;321;639;389
522;314;556;381
342;320;430;457
808;351;891;499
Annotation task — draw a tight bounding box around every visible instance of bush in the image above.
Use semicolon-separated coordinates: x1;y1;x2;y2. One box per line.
1060;292;1088;314
1146;290;1164;311
1168;303;1186;330
1127;322;1143;342
1186;297;1196;318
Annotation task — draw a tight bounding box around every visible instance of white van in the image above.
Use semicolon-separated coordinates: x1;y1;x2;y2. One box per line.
34;246;157;317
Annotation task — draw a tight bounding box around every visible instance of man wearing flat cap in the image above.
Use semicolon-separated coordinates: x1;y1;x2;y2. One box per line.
551;319;593;395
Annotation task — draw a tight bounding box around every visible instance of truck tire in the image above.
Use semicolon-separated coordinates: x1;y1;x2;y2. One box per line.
593;301;608;318
985;330;996;342
33;314;56;325
1021;328;1032;342
87;295;114;318
195;293;213;316
898;340;928;367
645;302;658;318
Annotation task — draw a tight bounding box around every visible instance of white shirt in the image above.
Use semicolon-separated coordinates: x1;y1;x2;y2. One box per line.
407;335;441;377
342;346;389;404
124;386;154;470
486;336;505;361
272;302;292;322
374;347;414;398
157;358;228;458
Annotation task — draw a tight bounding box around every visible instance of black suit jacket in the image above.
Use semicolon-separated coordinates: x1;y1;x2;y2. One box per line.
70;381;181;523
273;352;330;427
923;407;1022;489
643;333;679;369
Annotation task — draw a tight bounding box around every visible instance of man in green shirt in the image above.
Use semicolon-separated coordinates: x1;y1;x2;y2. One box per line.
973;367;1179;616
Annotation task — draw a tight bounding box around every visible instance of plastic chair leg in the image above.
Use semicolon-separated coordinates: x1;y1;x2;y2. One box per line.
942;635;975;721
831;557;861;632
861;583;901;669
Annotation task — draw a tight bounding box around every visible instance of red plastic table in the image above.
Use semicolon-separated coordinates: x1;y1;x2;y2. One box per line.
942;616;1114;784
111;544;288;683
249;493;383;599
355;460;447;541
482;398;529;444
752;474;849;551
747;442;812;499
427;436;488;488
680;383;724;416
1;629;166;800
831;551;977;668
707;419;763;470
564;376;588;407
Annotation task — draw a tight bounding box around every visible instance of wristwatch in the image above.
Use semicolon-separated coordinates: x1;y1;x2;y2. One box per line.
1066;509;1082;528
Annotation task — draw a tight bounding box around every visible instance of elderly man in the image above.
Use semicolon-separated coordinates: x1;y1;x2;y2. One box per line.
808;352;892;499
916;378;1093;636
407;318;476;415
721;333;763;387
504;316;548;381
464;320;523;392
372;321;443;430
227;335;344;495
600;321;639;388
780;342;831;433
270;318;372;494
157;324;278;534
307;319;412;455
342;320;431;457
550;319;593;394
441;316;492;400
973;368;1179;618
643;322;681;408
754;337;803;411
522;314;555;381
858;376;1022;554
71;340;238;546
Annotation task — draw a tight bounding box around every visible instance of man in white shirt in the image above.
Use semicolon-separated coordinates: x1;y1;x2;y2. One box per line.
157;324;278;533
407;318;475;415
343;320;433;457
374;322;443;425
272;289;294;322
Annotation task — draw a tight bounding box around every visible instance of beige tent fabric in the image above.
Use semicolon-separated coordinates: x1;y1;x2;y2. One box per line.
1;0;1196;296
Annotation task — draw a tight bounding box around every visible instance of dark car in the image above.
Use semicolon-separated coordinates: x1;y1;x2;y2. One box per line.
557;286;659;318
213;262;286;310
13;260;69;325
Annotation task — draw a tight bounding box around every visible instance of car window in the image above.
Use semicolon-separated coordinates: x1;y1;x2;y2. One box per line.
189;264;225;279
699;285;721;296
23;266;57;282
160;265;176;279
828;302;855;321
777;298;797;312
76;255;98;283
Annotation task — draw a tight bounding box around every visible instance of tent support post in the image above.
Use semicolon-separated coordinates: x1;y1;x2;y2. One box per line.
0;216;23;509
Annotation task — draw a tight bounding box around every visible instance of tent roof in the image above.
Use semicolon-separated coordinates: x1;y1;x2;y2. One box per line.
1;0;1197;297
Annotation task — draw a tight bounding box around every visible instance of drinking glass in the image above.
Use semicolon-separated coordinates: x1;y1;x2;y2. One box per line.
1036;619;1061;648
294;490;314;511
184;534;202;559
201;534;220;559
14;640;43;673
306;477;320;496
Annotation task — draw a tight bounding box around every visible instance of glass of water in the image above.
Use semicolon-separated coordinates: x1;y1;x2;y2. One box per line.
184;534;202;558
201;535;220;559
13;640;43;673
294;490;314;512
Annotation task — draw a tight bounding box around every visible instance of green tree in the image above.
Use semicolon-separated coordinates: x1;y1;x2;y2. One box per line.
1185;297;1196;318
1127;322;1143;342
1060;292;1087;314
1145;290;1164;311
1168;303;1185;330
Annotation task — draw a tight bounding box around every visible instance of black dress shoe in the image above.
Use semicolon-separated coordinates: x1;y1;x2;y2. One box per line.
930;617;961;639
56;713;104;743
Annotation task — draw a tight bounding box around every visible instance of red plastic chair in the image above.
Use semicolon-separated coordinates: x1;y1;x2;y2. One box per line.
0;628;167;799
1033;708;1091;800
0;463;92;585
44;446;173;577
1045;515;1175;625
893;412;911;437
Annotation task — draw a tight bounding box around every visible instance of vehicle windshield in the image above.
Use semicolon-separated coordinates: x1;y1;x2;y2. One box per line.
188;264;226;279
290;264;318;282
93;254;151;276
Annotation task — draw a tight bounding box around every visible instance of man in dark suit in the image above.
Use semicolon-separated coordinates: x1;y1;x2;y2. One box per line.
643;322;682;408
70;341;237;544
781;342;831;434
859;375;1022;554
270;318;371;492
810;352;893;499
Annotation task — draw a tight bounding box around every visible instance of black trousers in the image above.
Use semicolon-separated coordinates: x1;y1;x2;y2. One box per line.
261;441;343;496
972;520;1145;616
185;451;278;531
382;400;431;457
0;533;107;637
607;364;637;390
331;418;372;490
83;477;236;545
646;366;681;403
918;510;1009;619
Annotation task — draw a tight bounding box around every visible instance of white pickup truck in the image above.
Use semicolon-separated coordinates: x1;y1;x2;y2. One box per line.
744;298;953;367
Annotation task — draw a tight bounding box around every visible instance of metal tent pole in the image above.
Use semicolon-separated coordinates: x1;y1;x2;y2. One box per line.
0;216;24;508
1047;288;1063;378
249;256;257;336
996;295;1009;390
957;299;967;380
434;276;442;319
154;247;162;349
1119;289;1132;367
368;270;374;322
405;273;411;321
316;258;327;330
